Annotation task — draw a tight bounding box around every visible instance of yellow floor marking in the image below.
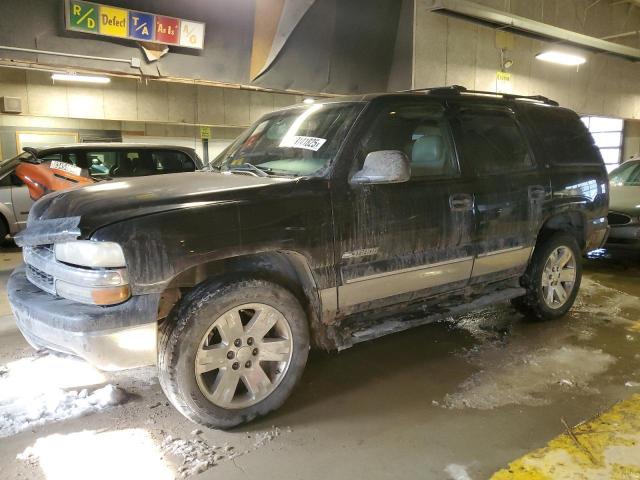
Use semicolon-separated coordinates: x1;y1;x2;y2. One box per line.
491;394;640;479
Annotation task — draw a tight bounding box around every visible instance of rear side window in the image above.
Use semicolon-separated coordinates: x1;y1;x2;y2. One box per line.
450;107;532;175
525;107;602;165
151;151;196;173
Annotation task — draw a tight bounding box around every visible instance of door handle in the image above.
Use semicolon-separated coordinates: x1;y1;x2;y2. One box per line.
449;193;474;211
528;185;546;201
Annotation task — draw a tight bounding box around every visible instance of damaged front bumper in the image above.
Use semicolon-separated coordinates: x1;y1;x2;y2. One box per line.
8;265;160;371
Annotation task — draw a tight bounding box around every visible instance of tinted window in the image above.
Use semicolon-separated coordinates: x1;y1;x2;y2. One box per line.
86;151;118;176
358;101;458;178
451;107;532;175
151;151;196;173
526;107;602;165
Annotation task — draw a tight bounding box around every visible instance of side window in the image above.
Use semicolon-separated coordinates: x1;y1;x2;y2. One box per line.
86;151;118;176
151;151;195;173
39;153;63;163
358;101;458;178
451;108;532;175
525;107;602;166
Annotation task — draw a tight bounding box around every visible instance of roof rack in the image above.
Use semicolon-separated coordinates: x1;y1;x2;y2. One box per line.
399;85;559;106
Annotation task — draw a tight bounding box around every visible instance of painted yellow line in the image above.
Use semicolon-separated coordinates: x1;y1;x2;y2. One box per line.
491;394;640;479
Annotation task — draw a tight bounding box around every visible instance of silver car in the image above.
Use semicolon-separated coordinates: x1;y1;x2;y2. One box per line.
608;158;640;246
0;157;33;240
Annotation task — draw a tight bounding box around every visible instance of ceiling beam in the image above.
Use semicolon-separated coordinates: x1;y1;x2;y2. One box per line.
428;0;640;61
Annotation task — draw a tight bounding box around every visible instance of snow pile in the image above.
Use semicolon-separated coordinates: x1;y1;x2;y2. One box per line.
1;384;127;438
162;436;240;478
0;353;126;438
443;345;615;409
445;464;473;480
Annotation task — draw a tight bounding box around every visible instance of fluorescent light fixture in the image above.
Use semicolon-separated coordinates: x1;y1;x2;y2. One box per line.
303;97;315;104
535;51;586;66
51;73;111;84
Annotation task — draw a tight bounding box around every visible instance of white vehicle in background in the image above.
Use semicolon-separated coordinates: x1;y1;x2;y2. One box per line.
0;162;32;240
607;158;640;247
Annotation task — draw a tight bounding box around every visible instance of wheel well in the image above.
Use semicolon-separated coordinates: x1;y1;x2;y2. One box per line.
538;212;585;249
158;251;328;347
0;212;8;240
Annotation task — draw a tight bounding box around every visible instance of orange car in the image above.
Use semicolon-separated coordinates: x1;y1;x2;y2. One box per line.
15;159;95;201
2;144;203;201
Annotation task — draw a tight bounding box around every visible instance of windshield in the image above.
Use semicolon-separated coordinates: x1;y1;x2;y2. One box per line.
610;161;640;186
213;102;363;177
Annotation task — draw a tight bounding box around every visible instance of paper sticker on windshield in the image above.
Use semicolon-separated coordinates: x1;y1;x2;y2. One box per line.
281;136;327;151
50;161;82;176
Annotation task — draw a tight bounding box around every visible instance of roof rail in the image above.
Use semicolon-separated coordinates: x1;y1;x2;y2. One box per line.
399;85;559;106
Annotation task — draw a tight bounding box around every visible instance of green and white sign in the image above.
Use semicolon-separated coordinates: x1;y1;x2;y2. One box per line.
68;0;98;32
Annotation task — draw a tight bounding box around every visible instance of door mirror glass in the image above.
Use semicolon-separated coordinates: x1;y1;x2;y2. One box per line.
350;150;411;185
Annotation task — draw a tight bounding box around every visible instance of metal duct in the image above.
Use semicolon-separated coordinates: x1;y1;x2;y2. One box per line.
427;0;640;62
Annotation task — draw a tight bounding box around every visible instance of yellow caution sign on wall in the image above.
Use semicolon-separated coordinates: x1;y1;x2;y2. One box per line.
199;127;212;140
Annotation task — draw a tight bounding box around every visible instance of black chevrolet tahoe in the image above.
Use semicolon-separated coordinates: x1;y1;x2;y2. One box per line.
8;86;609;428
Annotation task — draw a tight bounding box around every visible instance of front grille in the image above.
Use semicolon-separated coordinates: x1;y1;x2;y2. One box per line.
26;264;55;295
608;212;632;226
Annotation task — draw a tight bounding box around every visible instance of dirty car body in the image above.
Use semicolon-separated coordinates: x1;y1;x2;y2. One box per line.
8;88;609;426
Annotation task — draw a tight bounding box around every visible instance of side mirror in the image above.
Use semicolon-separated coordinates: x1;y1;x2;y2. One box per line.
350;150;411;185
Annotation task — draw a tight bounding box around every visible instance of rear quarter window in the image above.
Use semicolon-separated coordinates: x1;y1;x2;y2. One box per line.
524;106;602;165
151;151;196;173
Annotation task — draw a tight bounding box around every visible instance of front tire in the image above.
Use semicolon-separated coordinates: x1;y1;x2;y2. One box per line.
512;232;582;320
158;278;310;429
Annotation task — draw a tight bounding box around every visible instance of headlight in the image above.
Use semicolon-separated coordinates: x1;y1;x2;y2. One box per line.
55;241;126;268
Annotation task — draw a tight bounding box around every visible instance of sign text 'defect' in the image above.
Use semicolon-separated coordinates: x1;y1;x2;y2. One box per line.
65;0;205;49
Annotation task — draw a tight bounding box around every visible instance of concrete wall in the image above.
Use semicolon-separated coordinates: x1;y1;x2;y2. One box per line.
414;0;640;119
0;69;300;126
623;120;640;161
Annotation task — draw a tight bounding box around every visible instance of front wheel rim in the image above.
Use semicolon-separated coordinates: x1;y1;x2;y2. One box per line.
541;246;577;309
195;303;294;410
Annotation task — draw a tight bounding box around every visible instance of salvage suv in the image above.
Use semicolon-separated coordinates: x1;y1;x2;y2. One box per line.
8;86;609;428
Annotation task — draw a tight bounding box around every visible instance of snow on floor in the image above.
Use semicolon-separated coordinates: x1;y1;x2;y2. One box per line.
17;429;174;480
445;464;473;480
160;426;290;479
443;345;615;410
0;353;127;438
162;435;240;478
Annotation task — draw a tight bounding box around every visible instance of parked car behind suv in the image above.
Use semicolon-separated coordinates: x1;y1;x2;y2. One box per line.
8;87;609;428
0;144;202;239
607;158;640;247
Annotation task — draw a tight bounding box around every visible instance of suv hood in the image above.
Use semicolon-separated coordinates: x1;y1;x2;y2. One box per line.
610;185;640;216
27;171;295;235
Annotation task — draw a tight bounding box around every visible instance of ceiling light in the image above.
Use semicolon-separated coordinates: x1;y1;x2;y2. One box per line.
51;73;111;84
303;98;315;104
535;51;586;66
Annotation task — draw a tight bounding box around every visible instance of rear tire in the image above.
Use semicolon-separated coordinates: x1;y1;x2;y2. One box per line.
512;232;582;320
158;278;310;429
0;217;7;247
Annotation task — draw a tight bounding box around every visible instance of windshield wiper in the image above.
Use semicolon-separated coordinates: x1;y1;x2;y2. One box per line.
225;163;272;177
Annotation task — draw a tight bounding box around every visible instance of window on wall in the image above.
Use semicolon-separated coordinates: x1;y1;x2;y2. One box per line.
581;116;623;172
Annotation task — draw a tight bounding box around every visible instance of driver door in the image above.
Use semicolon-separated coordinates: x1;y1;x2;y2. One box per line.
331;98;474;316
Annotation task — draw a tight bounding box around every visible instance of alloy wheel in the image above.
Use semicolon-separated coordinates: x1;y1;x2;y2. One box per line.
541;246;577;309
195;303;294;409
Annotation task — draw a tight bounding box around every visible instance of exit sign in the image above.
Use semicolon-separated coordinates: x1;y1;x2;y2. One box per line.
65;0;205;49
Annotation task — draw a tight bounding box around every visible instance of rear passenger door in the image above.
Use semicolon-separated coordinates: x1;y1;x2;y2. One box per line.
447;103;547;284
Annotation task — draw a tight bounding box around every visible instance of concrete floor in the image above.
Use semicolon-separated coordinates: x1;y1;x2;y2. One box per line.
0;246;639;480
